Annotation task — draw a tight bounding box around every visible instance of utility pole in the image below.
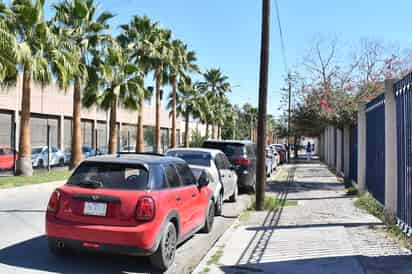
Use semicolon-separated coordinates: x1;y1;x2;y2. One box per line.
256;0;270;211
287;73;291;162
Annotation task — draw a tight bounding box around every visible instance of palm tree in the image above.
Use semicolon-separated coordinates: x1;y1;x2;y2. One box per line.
83;38;144;154
168;80;206;147
0;0;71;176
152;27;172;153
53;0;114;169
118;15;157;153
167;40;199;148
200;69;231;139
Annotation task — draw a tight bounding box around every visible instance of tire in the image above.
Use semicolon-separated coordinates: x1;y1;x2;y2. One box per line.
215;192;223;216
201;201;215;233
150;222;177;271
48;239;69;256
229;185;238;203
59;158;65;167
38;159;44;169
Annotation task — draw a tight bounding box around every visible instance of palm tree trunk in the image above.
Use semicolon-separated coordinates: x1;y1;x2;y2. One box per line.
70;79;82;169
135;98;144;153
108;94;118;154
16;66;33;176
171;77;177;148
212;124;216;139
155;70;161;153
218;125;221;140
184;111;190;147
205;122;209;139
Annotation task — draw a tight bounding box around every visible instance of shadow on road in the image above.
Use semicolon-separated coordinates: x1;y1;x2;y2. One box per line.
0;235;160;274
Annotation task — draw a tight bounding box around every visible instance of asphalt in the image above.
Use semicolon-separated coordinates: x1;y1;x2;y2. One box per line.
0;180;251;274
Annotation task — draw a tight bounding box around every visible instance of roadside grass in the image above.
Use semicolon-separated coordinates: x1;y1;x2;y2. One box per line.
271;167;289;182
249;195;297;211
207;246;224;265
355;193;412;250
0;170;71;189
239;211;251;222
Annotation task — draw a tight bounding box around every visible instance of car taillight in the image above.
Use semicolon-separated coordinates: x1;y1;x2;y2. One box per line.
135;197;155;221
47;189;60;214
234;158;251;166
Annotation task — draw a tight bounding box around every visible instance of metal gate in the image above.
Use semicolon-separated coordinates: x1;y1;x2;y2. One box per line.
365;94;386;205
349;125;358;183
395;73;412;233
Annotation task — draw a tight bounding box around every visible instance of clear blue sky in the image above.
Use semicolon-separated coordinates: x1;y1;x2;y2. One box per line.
53;0;412;117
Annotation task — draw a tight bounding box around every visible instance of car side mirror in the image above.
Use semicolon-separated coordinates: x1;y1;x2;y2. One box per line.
198;171;210;187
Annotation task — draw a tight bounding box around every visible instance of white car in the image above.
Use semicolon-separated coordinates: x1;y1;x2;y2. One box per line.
31;146;66;168
166;148;238;216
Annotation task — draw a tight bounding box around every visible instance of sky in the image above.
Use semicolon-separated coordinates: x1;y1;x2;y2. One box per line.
49;0;412;118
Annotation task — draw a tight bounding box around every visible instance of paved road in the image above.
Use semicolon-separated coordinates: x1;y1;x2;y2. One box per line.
0;181;250;274
195;162;412;274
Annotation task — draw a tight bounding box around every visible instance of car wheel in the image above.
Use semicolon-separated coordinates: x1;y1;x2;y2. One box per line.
201;201;215;233
59;158;65;167
48;239;70;256
229;185;238;203
215;192;223;216
150;222;177;271
38;159;44;169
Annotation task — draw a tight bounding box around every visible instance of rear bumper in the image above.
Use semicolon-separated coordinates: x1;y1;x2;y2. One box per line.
48;237;153;256
46;214;159;255
236;172;254;188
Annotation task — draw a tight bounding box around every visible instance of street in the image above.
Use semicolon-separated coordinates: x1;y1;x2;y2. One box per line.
0;181;250;274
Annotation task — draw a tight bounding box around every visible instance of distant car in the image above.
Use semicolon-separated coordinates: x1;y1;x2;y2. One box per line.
97;146;108;155
82;146;97;158
0;146;18;170
202;140;257;193
265;148;277;177
166;148;238;216
271;144;287;164
45;154;214;271
31;146;66;168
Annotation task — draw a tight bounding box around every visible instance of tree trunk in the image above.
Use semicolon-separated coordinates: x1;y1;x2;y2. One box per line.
217;125;221;140
155;70;161;153
171;77;177;148
16;66;33;176
70;79;82;169
205;122;209;139
135;98;144;153
108;94;118;154
184;111;190;147
212;124;216;139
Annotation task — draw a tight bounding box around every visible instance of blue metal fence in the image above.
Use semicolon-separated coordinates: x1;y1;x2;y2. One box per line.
395;73;412;233
365;94;386;205
349;125;358;183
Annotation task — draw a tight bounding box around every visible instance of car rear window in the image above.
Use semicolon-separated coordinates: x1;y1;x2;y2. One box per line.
202;142;245;157
166;151;211;167
67;162;149;190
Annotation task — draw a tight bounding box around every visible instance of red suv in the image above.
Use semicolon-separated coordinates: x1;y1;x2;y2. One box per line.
46;154;214;270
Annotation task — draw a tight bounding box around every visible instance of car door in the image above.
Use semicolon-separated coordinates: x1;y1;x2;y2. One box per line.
51;146;59;165
175;163;207;229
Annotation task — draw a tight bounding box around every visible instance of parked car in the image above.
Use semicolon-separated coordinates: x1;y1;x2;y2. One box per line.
166;148;238;216
32;146;66;168
0;146;18;170
82;146;97;158
202;140;257;193
45;154;214;271
265;148;277;177
271;144;287;164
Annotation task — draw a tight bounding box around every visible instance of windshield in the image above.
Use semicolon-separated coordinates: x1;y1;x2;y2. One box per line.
167;151;211;167
32;148;43;154
67;162;149;190
202;142;244;157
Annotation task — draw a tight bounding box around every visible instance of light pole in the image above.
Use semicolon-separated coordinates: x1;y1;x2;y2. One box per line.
256;0;270;211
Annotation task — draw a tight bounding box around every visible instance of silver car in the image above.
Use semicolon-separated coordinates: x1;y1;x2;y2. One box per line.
32;146;66;168
166;148;238;216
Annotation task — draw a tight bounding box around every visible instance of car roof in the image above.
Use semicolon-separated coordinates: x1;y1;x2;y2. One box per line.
203;139;255;145
166;147;222;157
83;154;186;166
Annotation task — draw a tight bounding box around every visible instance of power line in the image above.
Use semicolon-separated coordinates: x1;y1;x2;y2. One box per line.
274;0;288;75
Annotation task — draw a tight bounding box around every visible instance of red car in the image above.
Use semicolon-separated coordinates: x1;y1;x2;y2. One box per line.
46;154;214;270
0;146;18;170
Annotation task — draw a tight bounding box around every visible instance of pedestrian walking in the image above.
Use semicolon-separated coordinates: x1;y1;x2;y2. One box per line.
306;141;312;161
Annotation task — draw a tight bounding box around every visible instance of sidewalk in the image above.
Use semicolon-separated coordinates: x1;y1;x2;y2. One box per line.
194;161;412;274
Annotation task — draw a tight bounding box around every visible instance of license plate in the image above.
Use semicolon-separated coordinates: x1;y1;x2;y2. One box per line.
84;202;107;216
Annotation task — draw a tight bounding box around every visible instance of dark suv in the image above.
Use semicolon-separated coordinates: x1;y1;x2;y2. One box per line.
202;140;257;192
